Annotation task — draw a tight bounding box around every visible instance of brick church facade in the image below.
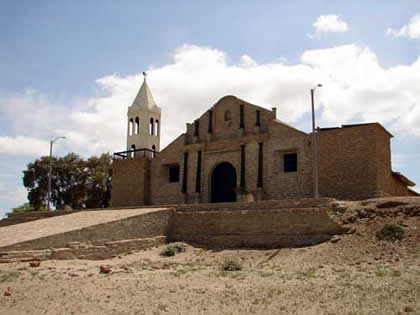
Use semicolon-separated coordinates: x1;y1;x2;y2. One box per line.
111;76;417;206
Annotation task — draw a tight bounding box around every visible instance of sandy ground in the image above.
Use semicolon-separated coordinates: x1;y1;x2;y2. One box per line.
0;200;419;314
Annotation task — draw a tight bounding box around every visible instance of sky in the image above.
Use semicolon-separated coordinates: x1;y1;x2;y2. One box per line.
1;1;420;217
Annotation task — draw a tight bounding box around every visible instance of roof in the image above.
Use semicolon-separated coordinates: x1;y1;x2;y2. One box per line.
319;122;393;138
392;171;416;187
131;77;161;113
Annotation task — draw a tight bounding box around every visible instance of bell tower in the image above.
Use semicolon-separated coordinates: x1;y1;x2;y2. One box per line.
126;72;161;156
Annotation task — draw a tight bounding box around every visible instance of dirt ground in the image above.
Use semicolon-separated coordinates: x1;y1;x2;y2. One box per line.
0;197;419;315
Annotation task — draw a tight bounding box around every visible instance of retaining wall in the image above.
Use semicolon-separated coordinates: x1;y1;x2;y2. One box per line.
171;206;345;247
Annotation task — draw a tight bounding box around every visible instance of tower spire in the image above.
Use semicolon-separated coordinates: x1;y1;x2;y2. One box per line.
131;72;160;113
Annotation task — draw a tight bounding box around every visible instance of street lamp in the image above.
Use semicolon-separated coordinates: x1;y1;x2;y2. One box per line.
47;136;66;210
311;84;322;199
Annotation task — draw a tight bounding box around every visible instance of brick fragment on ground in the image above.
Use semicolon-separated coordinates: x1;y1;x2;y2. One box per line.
99;265;112;274
29;260;40;267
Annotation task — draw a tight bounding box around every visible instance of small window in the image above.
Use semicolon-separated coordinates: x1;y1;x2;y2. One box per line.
168;165;180;183
150;118;154;135
256;110;261;127
284;153;297;172
135;117;140;135
130;144;136;158
129;119;134;136
224;110;232;121
239;104;244;129
194;120;199;137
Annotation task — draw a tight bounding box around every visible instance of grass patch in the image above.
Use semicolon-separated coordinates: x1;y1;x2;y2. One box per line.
376;224;405;241
391;269;401;277
0;270;21;283
375;267;387;277
220;257;242;271
296;267;316;279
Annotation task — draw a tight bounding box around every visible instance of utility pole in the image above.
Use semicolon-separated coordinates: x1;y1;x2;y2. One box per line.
311;84;322;199
47;136;66;210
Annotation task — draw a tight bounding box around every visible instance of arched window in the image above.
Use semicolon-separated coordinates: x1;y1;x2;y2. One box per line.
149;118;154;135
135;117;140;135
129;119;134;136
155;119;159;136
130;144;136;158
152;145;156;158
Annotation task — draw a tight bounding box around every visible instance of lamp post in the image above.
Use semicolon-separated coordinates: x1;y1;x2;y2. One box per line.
47;136;66;210
311;84;322;199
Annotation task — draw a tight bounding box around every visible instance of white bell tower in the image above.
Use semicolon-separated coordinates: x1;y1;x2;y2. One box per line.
126;72;161;156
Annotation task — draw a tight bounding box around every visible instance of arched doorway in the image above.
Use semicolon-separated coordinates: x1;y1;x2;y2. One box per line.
211;162;237;203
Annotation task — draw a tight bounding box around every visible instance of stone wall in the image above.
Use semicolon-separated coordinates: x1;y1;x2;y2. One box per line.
111;157;151;206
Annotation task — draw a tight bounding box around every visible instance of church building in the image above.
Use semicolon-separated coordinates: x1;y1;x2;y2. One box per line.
111;75;418;206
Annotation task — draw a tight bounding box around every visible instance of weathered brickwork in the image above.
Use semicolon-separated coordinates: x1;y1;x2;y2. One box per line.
317;124;416;200
111;95;417;206
111;158;150;206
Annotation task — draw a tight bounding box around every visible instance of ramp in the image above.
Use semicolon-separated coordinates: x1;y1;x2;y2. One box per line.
0;208;172;261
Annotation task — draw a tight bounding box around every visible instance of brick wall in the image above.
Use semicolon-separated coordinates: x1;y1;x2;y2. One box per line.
375;127;414;196
185;96;274;145
264;121;313;200
317;123;415;199
111;157;150;206
171;205;345;247
317;125;378;200
150;135;186;205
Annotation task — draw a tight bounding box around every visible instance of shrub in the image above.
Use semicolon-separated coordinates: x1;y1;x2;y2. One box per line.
376;224;405;241
221;257;242;271
161;245;176;257
160;244;186;257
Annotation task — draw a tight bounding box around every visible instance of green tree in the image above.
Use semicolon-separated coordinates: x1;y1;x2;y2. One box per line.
85;153;112;208
22;152;112;210
23;156;59;210
54;153;87;209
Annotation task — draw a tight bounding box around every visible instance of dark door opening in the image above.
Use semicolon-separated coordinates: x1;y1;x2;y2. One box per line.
211;162;237;203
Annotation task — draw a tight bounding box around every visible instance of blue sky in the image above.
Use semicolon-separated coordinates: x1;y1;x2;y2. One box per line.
1;1;420;217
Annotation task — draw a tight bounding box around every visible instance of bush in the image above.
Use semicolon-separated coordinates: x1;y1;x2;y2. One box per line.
160;244;186;257
11;203;48;214
376;224;405;241
221;257;242;271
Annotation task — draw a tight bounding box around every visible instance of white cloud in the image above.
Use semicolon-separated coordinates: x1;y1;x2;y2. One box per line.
313;15;348;33
386;14;420;39
1;44;420;161
0;183;27;217
0;136;49;156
